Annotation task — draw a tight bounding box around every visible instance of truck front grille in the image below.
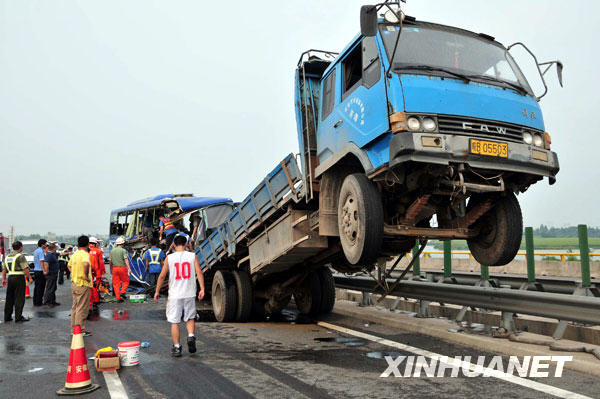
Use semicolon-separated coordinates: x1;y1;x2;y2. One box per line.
437;115;538;143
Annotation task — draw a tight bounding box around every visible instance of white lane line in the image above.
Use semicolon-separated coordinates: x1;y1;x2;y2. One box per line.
103;369;129;399
317;321;592;399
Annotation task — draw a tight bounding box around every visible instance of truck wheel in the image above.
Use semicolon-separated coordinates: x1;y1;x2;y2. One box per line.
337;173;383;265
294;271;322;316
233;270;252;322
211;270;238;322
317;267;335;314
467;192;523;266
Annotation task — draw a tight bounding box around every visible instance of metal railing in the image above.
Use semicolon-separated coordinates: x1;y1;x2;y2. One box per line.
335;224;600;339
334;275;600;325
414;250;600;261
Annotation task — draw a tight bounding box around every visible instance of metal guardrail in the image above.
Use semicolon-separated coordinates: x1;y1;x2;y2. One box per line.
390;270;581;295
414;250;600;261
333;275;600;325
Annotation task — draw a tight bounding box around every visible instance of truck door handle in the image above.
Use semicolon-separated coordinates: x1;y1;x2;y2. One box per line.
334;120;343;128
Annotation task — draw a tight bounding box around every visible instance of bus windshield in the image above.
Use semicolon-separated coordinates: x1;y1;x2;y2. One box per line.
379;24;532;95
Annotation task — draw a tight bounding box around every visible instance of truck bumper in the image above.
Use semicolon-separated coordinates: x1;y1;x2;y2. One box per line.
389;133;559;184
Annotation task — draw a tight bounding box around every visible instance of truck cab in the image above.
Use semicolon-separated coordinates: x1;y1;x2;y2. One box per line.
295;8;562;269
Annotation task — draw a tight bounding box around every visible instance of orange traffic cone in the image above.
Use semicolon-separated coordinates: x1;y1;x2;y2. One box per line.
24;277;30;298
56;325;100;396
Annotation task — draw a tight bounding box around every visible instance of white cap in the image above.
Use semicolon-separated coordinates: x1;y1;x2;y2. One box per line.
115;237;125;245
89;237;98;244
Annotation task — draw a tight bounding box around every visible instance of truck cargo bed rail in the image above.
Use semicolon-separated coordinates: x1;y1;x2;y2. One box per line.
196;154;305;271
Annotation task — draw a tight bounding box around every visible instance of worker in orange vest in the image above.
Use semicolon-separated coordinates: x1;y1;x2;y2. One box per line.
159;212;179;249
88;237;104;312
89;238;105;279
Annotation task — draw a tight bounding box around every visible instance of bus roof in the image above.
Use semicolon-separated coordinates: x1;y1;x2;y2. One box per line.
110;195;233;215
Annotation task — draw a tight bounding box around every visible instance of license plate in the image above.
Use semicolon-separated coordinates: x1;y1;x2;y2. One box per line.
470;139;508;158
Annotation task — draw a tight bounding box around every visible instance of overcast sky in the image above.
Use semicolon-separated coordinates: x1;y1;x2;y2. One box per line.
1;0;598;235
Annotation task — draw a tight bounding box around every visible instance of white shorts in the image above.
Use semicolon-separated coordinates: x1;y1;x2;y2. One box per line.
166;297;196;323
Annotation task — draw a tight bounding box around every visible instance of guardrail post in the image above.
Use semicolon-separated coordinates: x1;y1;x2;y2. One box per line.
578;224;591;288
480;264;489;281
412;241;420;277
525;227;535;283
443;240;452;278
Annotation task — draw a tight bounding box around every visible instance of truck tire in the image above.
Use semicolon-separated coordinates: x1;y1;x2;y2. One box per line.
294;271;322;316
317;267;335;314
211;270;238;322
467;192;523;266
337;173;383;265
233;270;252;322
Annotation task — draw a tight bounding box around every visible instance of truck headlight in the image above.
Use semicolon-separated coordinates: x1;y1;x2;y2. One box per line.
522;131;533;145
533;134;544;147
422;117;437;132
407;117;421;131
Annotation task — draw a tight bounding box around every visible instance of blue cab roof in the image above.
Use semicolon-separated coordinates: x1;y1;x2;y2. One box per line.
111;195;233;215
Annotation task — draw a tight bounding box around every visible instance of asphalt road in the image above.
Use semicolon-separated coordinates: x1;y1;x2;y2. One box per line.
0;281;598;399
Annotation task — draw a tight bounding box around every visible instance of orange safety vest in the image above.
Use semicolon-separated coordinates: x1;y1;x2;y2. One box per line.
161;217;175;231
89;247;105;278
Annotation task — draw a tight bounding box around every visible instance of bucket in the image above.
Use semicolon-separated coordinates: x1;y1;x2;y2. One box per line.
118;341;140;366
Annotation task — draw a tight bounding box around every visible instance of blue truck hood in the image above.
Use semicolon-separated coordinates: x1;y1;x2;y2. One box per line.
399;74;544;131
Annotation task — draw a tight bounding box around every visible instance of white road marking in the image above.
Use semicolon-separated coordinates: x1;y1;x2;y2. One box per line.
317;321;592;399
103;369;129;399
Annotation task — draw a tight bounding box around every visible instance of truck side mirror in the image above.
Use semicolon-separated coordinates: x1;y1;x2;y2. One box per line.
507;42;564;101
360;5;378;37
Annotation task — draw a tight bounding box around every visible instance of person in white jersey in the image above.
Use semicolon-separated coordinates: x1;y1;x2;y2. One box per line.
154;235;205;357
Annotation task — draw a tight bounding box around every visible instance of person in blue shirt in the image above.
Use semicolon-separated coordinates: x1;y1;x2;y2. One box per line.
32;239;47;306
42;243;60;307
144;237;166;287
167;231;190;253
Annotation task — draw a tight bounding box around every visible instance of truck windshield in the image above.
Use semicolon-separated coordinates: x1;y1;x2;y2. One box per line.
380;24;532;95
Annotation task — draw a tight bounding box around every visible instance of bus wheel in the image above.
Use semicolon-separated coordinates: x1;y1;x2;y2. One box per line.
233;270;252;322
294;271;322;316
337;174;383;265
467;192;523;266
211;270;237;322
317;267;335;314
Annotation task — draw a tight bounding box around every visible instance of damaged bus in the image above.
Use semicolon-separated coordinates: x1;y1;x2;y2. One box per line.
108;194;234;286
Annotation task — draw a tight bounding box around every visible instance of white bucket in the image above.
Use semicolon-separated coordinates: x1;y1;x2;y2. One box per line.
118;341;140;366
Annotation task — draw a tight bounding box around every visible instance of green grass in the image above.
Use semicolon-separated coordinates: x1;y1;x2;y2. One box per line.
431;237;600;251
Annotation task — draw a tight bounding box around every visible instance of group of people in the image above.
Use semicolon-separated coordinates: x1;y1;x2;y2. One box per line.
4;232;208;358
2;236;106;326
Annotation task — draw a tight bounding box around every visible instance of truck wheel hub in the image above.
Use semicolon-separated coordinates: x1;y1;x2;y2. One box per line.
342;195;359;244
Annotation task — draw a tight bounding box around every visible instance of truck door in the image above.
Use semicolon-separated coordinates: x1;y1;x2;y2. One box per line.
335;36;389;150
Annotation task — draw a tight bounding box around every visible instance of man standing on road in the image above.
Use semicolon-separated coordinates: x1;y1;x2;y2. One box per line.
57;243;68;285
32;239;47;306
2;241;33;322
68;235;93;336
144;237;165;287
154;235;205;357
42;243;60;307
110;237;130;303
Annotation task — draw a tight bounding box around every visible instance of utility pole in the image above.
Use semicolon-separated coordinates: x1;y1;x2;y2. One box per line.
8;225;14;249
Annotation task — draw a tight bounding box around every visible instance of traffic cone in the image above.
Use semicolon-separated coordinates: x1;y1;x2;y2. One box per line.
56;325;100;396
24;277;30;298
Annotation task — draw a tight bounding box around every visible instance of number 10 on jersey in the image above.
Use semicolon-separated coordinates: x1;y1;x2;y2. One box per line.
174;262;191;280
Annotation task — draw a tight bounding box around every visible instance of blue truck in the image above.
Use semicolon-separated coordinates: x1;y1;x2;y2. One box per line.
196;4;563;322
